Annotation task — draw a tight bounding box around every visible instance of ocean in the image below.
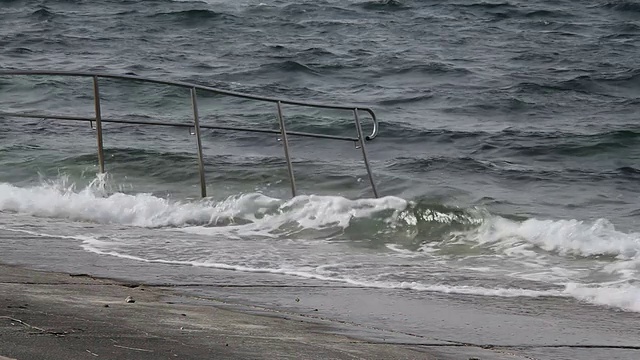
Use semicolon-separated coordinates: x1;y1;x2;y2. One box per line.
1;0;639;341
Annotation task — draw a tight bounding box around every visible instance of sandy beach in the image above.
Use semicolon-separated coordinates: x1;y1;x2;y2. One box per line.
1;227;640;360
2;261;639;360
1;263;515;360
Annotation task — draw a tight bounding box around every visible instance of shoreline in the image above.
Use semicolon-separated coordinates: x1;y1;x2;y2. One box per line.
1;250;639;359
0;262;511;360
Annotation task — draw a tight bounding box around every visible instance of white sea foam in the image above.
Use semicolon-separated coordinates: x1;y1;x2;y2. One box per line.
3;180;640;313
3;179;639;261
81;238;640;311
0;226;97;243
3;179;639;264
2;224;636;312
0;182;225;227
472;216;640;259
0;181;408;233
79;236;564;298
565;283;640;312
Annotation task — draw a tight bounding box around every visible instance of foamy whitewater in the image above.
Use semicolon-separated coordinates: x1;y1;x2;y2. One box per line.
1;177;638;313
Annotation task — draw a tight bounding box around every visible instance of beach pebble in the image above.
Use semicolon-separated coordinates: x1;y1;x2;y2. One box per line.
125;296;135;303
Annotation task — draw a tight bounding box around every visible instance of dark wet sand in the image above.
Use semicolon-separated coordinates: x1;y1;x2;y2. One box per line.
1;228;640;360
1;263;531;360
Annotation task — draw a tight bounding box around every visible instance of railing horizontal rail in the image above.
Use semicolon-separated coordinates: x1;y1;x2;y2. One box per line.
0;70;380;198
0;111;360;142
0;70;378;140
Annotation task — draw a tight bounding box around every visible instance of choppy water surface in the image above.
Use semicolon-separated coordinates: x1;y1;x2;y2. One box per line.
0;0;639;313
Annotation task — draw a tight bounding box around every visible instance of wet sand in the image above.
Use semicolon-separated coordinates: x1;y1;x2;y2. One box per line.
1;228;639;359
1;263;520;360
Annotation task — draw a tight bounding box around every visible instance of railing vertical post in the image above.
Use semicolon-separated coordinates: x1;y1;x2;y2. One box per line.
276;101;297;198
353;108;379;198
92;76;105;174
190;88;207;198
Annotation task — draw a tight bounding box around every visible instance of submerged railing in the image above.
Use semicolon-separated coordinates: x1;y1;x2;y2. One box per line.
0;70;380;198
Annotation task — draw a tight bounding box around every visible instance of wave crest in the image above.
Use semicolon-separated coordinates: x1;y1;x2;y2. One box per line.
471;217;640;259
1;178;638;261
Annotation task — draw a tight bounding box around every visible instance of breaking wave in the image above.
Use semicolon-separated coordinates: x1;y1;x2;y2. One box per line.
1;177;639;312
1;178;639;260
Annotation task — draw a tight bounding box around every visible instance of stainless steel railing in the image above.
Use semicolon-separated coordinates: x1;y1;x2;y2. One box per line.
0;70;380;198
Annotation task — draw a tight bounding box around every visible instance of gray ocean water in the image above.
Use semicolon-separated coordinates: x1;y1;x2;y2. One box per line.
0;0;639;314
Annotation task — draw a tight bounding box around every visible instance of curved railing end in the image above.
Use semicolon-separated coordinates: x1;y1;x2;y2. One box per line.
360;108;378;141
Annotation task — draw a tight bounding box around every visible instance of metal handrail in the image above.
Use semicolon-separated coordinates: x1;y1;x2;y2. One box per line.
0;70;378;140
0;70;380;198
0;112;361;142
